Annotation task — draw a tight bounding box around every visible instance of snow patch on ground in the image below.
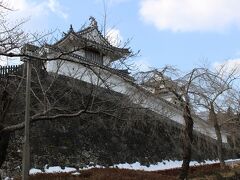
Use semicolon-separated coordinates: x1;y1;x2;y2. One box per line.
29;166;77;175
72;172;81;175
29;159;240;175
4;178;13;180
80;164;105;170
225;158;240;163
111;160;219;171
44;166;77;173
29;168;43;174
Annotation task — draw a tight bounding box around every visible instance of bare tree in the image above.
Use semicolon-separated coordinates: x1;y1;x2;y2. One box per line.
137;66;204;180
0;3;138;179
191;66;238;168
0;54;135;178
217;89;240;158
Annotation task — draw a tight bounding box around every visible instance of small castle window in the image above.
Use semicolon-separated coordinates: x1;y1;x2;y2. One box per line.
85;49;103;65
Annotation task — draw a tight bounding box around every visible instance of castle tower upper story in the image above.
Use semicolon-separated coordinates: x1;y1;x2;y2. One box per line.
51;17;131;66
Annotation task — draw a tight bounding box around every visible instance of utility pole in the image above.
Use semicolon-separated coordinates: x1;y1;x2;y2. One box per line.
22;57;32;180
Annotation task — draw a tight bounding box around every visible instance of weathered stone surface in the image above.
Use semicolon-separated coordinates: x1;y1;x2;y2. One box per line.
1;75;233;178
3;109;229;177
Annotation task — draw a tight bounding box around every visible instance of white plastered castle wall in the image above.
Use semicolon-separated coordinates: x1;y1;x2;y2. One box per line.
46;58;227;143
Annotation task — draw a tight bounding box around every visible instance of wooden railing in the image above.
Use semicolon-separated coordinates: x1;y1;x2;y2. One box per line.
0;65;23;78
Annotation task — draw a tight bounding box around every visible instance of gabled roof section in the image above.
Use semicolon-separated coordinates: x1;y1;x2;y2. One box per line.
54;17;131;61
77;17;110;46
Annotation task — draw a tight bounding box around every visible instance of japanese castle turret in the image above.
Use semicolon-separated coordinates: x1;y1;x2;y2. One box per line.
38;17;132;82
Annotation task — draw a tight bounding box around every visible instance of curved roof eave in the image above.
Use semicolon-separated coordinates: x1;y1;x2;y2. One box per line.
53;31;131;57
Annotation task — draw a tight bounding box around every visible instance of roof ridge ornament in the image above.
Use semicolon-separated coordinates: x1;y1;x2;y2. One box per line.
89;16;98;28
69;24;74;33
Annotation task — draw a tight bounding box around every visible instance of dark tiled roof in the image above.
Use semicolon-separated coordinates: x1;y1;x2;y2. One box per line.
55;24;131;57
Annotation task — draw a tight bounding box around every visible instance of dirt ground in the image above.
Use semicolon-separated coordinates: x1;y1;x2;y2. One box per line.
14;163;240;180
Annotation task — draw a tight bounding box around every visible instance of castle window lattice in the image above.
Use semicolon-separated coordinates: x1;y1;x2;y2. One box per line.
85;49;103;65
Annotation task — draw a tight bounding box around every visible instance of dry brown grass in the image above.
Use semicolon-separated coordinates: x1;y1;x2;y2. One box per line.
14;163;240;180
15;168;176;180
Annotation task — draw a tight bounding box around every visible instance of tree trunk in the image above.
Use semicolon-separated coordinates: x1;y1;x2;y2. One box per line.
209;104;225;168
232;133;237;156
179;102;194;180
0;130;10;179
0;86;13;178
